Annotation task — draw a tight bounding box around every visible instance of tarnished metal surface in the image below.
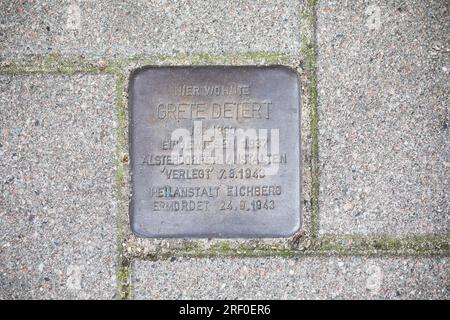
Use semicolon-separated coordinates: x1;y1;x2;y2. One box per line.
129;66;301;238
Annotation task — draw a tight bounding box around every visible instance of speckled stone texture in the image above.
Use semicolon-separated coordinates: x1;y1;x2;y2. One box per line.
0;0;301;58
0;0;448;300
317;0;449;235
0;75;117;299
132;257;449;299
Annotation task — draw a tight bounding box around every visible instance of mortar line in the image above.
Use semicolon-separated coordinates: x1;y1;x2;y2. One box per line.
127;234;449;261
309;0;320;239
135;250;449;261
115;76;132;300
0;52;293;75
301;0;320;238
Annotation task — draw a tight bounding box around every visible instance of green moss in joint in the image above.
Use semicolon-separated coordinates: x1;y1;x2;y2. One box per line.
114;77;132;300
300;0;320;238
0;52;292;76
134;234;449;260
116;258;132;300
0;54;121;75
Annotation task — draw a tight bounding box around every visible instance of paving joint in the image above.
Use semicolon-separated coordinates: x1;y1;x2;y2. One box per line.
301;0;320;238
0;52;295;76
123;235;450;261
115;76;132;300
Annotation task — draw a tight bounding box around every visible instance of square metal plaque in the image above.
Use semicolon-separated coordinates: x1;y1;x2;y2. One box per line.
129;66;301;238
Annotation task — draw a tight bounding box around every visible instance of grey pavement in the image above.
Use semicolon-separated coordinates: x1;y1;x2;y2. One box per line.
317;0;450;235
0;0;449;300
0;75;117;299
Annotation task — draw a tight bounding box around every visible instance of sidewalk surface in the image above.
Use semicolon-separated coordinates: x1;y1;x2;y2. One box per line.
0;0;448;299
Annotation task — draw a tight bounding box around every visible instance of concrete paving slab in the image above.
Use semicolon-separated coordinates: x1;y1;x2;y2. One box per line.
317;0;450;235
132;257;449;299
0;0;301;58
0;74;117;299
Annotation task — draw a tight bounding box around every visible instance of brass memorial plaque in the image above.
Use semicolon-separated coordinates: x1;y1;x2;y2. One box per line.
129;66;301;238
